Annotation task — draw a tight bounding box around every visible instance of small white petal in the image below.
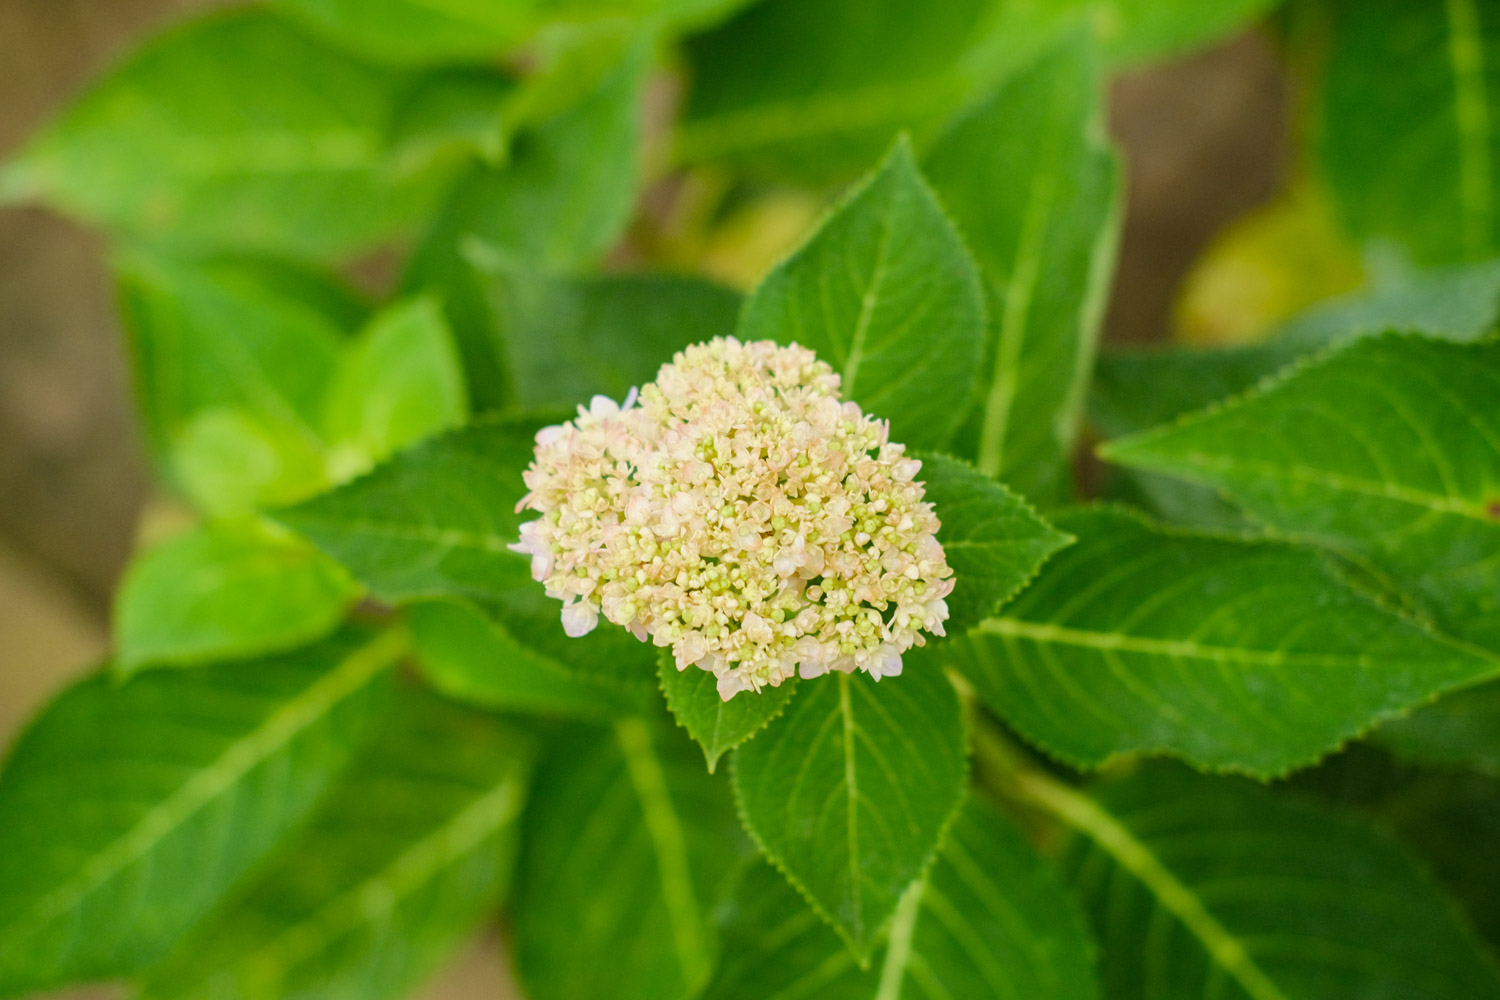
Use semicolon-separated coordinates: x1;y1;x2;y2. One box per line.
560;603;598;638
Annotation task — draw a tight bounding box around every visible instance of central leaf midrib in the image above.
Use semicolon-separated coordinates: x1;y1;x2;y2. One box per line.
841;198;899;398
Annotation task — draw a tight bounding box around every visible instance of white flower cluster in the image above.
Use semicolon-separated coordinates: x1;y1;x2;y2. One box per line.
511;337;954;700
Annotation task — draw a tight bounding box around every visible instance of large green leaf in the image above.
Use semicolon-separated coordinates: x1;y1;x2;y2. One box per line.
919;452;1074;633
0;10;449;261
1316;0;1500;264
1375;681;1500;778
731;666;967;961
514;719;746;1000
1053;765;1500;999
925;33;1121;504
737;140;987;451
658;654;797;772
1103;334;1500;652
701;796;1098;1000
136;690;530;1000
410;598;651;718
0;630;399;995
114;522;355;674
946;506;1500;777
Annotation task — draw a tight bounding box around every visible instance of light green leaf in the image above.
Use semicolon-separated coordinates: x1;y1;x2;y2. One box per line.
1376;681;1500;779
137;691;531;1000
410;598;651;718
1316;0;1500;264
731;666;967;961
919;452;1074;633
114;522;356;674
270;0;540;65
657;654;797;772
947;506;1500;777
1102;334;1500;653
1055;765;1500;1000
737;140;987;451
385;68;515;175
0;630;399;995
514;719;746;1000
1095;0;1282;65
702;796;1098;1000
323;296;468;479
925;33;1121;504
4;10;451;260
474;263;741;414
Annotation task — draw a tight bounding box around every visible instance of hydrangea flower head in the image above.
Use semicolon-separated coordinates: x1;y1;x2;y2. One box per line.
511;337;954;700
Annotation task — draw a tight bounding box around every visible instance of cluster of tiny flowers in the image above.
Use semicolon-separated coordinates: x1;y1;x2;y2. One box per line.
511;337;955;700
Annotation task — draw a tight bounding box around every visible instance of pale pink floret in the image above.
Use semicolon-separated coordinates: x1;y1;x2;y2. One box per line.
513;337;954;700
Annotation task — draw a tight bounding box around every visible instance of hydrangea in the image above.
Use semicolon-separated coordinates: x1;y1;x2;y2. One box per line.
511;337;954;700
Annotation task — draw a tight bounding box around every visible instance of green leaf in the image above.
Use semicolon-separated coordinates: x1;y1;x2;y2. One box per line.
1096;0;1282;66
946;506;1500;777
737;140;987;451
323;296;468;479
474;263;742;414
0;630;399;995
271;0;539;65
1056;765;1500;1000
137;690;531;1000
918;452;1074;633
731;666;967;961
925;33;1121;504
410;598;651;718
1316;0;1500;263
1376;681;1500;778
1102;334;1500;653
657;654;797;772
4;10;450;261
385;68;514;175
514;719;746;1000
702;796;1098;1000
114;522;355;674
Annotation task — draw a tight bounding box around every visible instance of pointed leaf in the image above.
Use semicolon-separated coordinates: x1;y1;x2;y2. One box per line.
657;654;797;771
702;796;1097;1000
946;506;1500;777
0;630;399;995
737;140;986;450
1103;334;1500;652
138;691;530;1000
731;666;967;960
925;33;1121;504
514;719;746;1000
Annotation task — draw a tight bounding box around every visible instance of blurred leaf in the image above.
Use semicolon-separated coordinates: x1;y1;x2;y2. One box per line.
138;690;530;1000
1096;0;1283;65
918;452;1074;633
1316;0;1500;264
738;140;987;451
1103;334;1500;653
657;654;797;771
323;296;468;479
925;33;1121;505
732;666;967;961
410;598;651;718
114;522;356;674
514;719;747;1000
1057;765;1500;999
0;630;399;995
3;10;451;260
473;262;740;414
270;0;540;65
386;68;515;174
1376;681;1500;779
703;797;1098;1000
946;506;1500;777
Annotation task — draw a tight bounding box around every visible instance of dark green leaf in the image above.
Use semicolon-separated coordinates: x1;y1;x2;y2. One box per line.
925;33;1121;504
702;796;1097;1000
737;140;987;450
946;506;1500;777
1058;765;1500;1000
657;654;797;771
270;0;538;65
2;10;450;260
410;599;651;718
1103;334;1500;653
0;630;399;995
114;522;355;674
1376;681;1500;778
138;691;530;1000
514;719;746;1000
731;666;967;961
919;452;1074;632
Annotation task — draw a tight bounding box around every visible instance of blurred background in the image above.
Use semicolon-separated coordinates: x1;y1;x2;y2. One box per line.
0;1;1286;996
